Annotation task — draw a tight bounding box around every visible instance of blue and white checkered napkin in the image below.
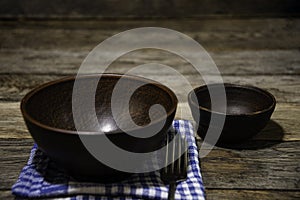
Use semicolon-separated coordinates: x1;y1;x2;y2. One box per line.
12;120;205;199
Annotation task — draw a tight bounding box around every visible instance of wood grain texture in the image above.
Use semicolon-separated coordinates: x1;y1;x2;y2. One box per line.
0;74;299;103
0;49;299;76
0;103;30;139
0;139;33;190
0;102;299;141
205;189;300;200
199;141;300;190
0;18;299;199
0;19;299;51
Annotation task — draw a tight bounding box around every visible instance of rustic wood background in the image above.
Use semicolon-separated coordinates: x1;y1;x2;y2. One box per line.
0;1;300;199
0;0;299;19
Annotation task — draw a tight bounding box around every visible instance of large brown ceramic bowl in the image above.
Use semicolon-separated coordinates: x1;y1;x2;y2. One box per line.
188;83;276;144
21;74;177;182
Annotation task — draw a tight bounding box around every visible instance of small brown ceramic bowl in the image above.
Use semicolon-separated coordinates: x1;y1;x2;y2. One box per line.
21;74;177;182
188;83;276;144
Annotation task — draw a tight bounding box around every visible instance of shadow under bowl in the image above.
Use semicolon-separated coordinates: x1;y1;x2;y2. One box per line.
188;83;276;144
21;73;177;182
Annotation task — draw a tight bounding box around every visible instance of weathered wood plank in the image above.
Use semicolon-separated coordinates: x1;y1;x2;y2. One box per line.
0;103;30;139
0;139;33;190
0;49;299;75
0;74;299;103
199;141;300;190
0;19;299;51
0;75;299;139
0;190;15;200
0;18;299;200
0;103;300;141
1;139;299;192
0;102;299;141
205;189;300;200
1;18;299;33
0;74;64;101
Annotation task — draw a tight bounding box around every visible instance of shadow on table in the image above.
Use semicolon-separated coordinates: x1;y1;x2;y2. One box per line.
217;120;285;150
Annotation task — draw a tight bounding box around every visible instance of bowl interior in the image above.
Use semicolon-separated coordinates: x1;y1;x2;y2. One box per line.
23;75;176;133
191;84;275;115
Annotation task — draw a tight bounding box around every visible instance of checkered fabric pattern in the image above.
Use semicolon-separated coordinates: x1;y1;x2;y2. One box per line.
12;120;206;199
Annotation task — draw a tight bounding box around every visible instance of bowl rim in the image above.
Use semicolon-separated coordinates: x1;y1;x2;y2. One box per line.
21;73;178;135
188;83;276;116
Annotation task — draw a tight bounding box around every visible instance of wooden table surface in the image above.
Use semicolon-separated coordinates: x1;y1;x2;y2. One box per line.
0;18;299;199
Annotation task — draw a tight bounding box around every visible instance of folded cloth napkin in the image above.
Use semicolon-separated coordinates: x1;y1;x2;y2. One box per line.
12;120;206;199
